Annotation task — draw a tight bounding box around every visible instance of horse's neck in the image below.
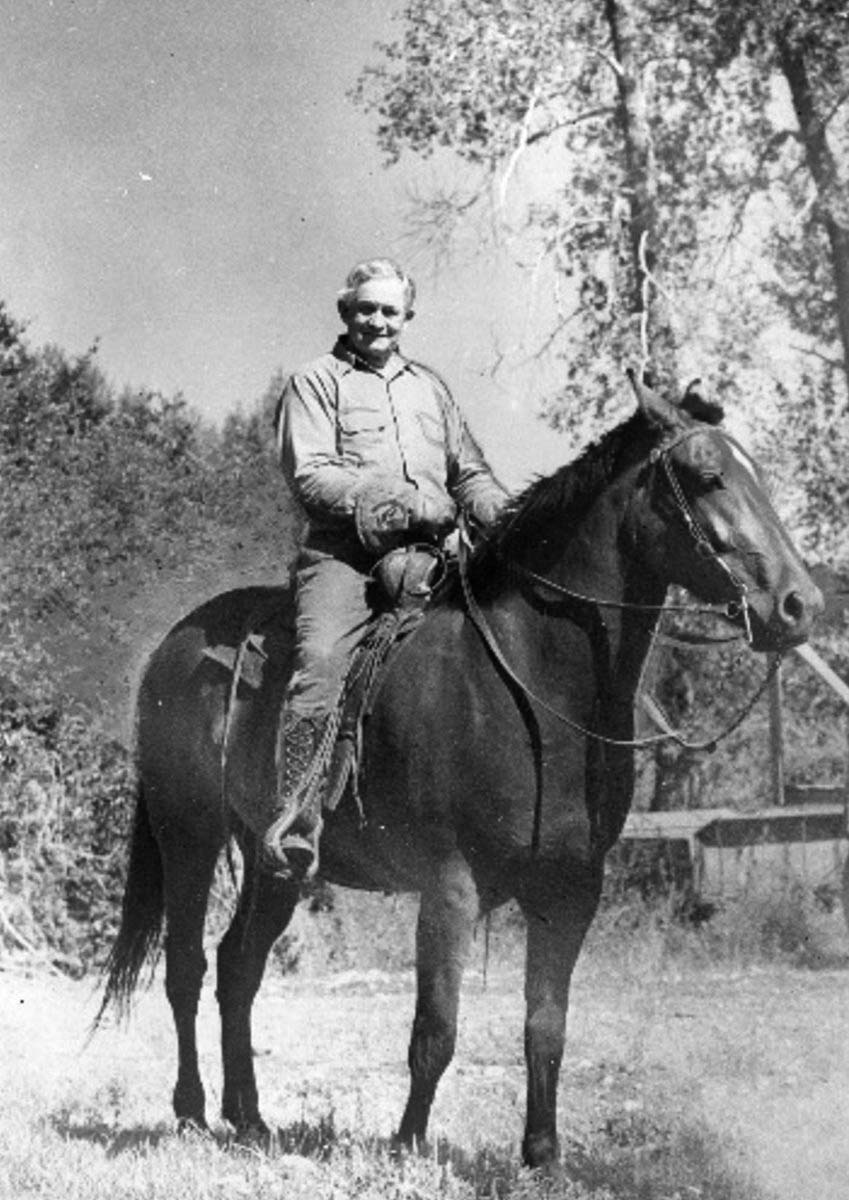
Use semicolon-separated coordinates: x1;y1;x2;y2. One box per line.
522;477;657;610
487;480;666;700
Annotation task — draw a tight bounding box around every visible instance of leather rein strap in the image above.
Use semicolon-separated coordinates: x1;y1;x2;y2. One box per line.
459;429;779;753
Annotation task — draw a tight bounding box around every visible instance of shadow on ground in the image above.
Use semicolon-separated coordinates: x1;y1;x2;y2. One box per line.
47;1112;176;1157
47;1105;768;1198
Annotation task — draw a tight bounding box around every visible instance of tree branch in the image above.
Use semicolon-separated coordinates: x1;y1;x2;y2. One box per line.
525;106;616;147
497;87;541;212
789;342;845;370
711;129;799;270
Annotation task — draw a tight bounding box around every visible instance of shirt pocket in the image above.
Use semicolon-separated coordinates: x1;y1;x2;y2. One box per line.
337;402;387;464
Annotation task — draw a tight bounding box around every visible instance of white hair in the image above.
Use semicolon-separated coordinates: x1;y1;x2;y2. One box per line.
336;258;416;315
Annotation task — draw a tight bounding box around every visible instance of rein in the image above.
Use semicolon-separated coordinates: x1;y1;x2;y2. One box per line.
459;429;774;754
510;561;746;644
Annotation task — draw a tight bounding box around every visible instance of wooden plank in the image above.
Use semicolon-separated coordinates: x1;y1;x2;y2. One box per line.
784;783;845;806
697;805;846;847
794;643;849;708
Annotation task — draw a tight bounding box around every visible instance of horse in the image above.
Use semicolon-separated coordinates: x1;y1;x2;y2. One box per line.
97;377;822;1170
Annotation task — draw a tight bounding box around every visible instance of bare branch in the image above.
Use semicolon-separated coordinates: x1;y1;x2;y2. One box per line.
525;106;616;147
588;45;625;78
711;129;799;270
821;85;849;132
497;87;541;213
400;179;488;269
789;343;845;370
638;231;675;376
520;305;582;364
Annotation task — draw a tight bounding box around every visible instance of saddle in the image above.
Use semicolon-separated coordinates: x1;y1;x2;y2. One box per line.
202;545;447;821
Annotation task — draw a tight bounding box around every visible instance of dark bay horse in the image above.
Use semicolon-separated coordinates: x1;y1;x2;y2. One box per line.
98;379;821;1169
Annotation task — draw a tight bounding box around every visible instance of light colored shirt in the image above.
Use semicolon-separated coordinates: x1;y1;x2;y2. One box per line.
278;338;507;547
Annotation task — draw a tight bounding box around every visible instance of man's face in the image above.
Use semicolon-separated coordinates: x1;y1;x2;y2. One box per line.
343;278;410;367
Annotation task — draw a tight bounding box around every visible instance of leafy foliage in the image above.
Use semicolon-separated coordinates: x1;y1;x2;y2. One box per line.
0;303;298;969
0;681;132;973
355;2;849;488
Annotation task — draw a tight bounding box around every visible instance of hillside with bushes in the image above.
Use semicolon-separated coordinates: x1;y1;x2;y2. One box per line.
0;302;298;971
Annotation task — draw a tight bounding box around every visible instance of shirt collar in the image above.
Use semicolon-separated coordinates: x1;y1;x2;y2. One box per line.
332;336;410;381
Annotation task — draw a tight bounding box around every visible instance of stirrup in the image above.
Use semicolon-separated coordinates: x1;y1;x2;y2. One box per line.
269;830;321;881
263;815;322;881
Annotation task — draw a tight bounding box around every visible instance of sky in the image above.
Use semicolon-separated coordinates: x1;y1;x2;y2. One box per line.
0;0;571;488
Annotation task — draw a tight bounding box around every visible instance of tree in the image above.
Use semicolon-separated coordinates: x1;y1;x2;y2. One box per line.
361;7;773;422
355;2;849;810
688;1;849;570
683;1;849;382
357;3;848;434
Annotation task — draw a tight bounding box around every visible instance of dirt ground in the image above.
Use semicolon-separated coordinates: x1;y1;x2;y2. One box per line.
3;949;849;1199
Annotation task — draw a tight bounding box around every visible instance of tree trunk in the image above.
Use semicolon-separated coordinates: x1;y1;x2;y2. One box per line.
776;33;849;384
603;0;678;387
605;0;692;807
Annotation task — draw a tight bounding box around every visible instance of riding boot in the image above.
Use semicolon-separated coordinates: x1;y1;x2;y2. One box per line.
263;711;328;880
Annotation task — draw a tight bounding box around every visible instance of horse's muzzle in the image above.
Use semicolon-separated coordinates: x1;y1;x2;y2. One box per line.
753;578;824;650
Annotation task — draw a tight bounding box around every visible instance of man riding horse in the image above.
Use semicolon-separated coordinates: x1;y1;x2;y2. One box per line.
265;258;509;878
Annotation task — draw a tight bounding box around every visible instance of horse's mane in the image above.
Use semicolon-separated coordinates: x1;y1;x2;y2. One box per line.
474;408;655;572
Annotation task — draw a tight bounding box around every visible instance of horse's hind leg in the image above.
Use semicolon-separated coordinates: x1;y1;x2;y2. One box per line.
216;840;300;1140
160;821;224;1131
397;851;478;1149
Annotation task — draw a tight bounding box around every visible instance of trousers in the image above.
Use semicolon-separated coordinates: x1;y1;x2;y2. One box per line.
285;547;374;717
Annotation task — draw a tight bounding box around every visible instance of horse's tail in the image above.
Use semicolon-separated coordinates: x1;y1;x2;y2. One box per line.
92;776;164;1029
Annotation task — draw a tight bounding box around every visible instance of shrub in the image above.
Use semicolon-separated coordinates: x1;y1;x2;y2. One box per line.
0;678;133;974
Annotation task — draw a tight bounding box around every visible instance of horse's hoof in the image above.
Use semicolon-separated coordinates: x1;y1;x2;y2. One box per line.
231;1119;273;1149
521;1132;560;1172
177;1116;210;1138
390;1130;424;1159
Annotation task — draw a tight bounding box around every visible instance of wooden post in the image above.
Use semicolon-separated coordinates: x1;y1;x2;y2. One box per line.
768;653;785;806
844;712;849;831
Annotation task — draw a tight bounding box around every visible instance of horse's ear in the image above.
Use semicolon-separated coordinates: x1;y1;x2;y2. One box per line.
626;367;681;432
680;378;724;426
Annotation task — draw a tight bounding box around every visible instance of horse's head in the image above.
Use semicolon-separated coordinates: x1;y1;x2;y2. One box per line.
630;373;823;651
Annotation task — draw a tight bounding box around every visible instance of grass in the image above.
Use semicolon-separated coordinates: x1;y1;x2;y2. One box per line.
0;1073;766;1200
5;901;847;1200
3;833;849;1199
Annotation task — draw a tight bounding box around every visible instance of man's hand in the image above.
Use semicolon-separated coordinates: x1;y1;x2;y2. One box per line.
354;479;413;555
409;490;456;541
354;477;456;555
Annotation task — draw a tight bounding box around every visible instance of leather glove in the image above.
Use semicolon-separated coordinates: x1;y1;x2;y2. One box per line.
353;476;418;555
409;490;457;541
354;478;458;555
464;490;508;531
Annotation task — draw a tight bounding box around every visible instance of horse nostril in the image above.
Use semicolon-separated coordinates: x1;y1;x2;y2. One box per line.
782;591;806;626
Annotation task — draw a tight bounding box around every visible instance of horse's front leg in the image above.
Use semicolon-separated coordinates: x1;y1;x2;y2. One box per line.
519;867;603;1169
396;850;479;1149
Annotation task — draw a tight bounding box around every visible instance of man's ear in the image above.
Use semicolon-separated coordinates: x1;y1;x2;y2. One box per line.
405;308;415;321
337;299;349;321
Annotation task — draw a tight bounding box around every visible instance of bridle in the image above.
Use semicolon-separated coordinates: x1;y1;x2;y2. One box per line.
459;426;778;753
510;427;753;642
